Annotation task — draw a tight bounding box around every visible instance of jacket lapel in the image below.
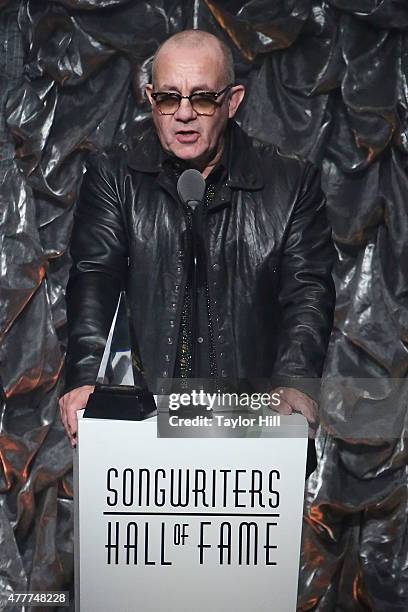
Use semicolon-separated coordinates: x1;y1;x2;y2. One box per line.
225;122;264;191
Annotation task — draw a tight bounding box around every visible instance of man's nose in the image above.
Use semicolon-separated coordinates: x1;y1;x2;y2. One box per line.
174;98;196;122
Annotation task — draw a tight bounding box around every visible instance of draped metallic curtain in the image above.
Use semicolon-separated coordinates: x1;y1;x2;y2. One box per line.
1;1;407;610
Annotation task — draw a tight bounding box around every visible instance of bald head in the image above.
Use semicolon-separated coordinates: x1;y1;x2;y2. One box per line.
145;29;245;177
152;30;235;87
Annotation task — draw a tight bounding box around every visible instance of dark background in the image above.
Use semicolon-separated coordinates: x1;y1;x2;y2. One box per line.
1;1;408;610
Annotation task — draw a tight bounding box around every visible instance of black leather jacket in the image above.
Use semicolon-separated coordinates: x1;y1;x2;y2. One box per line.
64;121;335;399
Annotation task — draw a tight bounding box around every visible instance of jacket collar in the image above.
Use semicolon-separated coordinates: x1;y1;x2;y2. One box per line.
126;120;264;191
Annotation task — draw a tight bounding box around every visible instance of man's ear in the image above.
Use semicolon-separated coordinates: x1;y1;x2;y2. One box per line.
228;85;245;119
145;84;154;105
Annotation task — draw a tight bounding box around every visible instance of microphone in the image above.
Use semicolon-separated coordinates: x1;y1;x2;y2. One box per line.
177;169;206;211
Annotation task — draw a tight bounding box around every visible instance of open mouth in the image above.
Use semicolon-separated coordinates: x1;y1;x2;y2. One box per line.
175;130;200;143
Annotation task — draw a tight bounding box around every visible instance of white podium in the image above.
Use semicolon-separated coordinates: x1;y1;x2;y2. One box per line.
74;411;307;612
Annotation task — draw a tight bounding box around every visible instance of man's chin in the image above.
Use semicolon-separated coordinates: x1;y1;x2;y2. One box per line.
169;142;205;163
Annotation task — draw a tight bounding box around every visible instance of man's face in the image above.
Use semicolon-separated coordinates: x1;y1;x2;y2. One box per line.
145;44;244;172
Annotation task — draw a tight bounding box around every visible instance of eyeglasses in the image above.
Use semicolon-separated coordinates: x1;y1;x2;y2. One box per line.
151;84;233;116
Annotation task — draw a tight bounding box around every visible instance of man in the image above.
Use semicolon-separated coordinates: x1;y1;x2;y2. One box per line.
59;30;335;478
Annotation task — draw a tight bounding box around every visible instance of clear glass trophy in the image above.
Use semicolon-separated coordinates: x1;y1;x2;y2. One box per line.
83;292;156;420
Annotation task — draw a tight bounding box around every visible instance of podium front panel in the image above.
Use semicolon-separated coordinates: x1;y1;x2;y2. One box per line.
74;416;307;612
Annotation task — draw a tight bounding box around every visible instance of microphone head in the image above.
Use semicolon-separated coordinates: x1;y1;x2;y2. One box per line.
177;169;206;208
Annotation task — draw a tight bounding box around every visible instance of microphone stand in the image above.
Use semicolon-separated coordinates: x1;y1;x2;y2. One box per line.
186;199;201;376
177;168;206;379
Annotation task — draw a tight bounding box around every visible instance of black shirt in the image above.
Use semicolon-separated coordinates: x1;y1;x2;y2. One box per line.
162;138;228;379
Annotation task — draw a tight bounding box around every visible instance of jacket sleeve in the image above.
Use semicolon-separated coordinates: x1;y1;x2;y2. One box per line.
63;152;128;395
271;161;336;401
